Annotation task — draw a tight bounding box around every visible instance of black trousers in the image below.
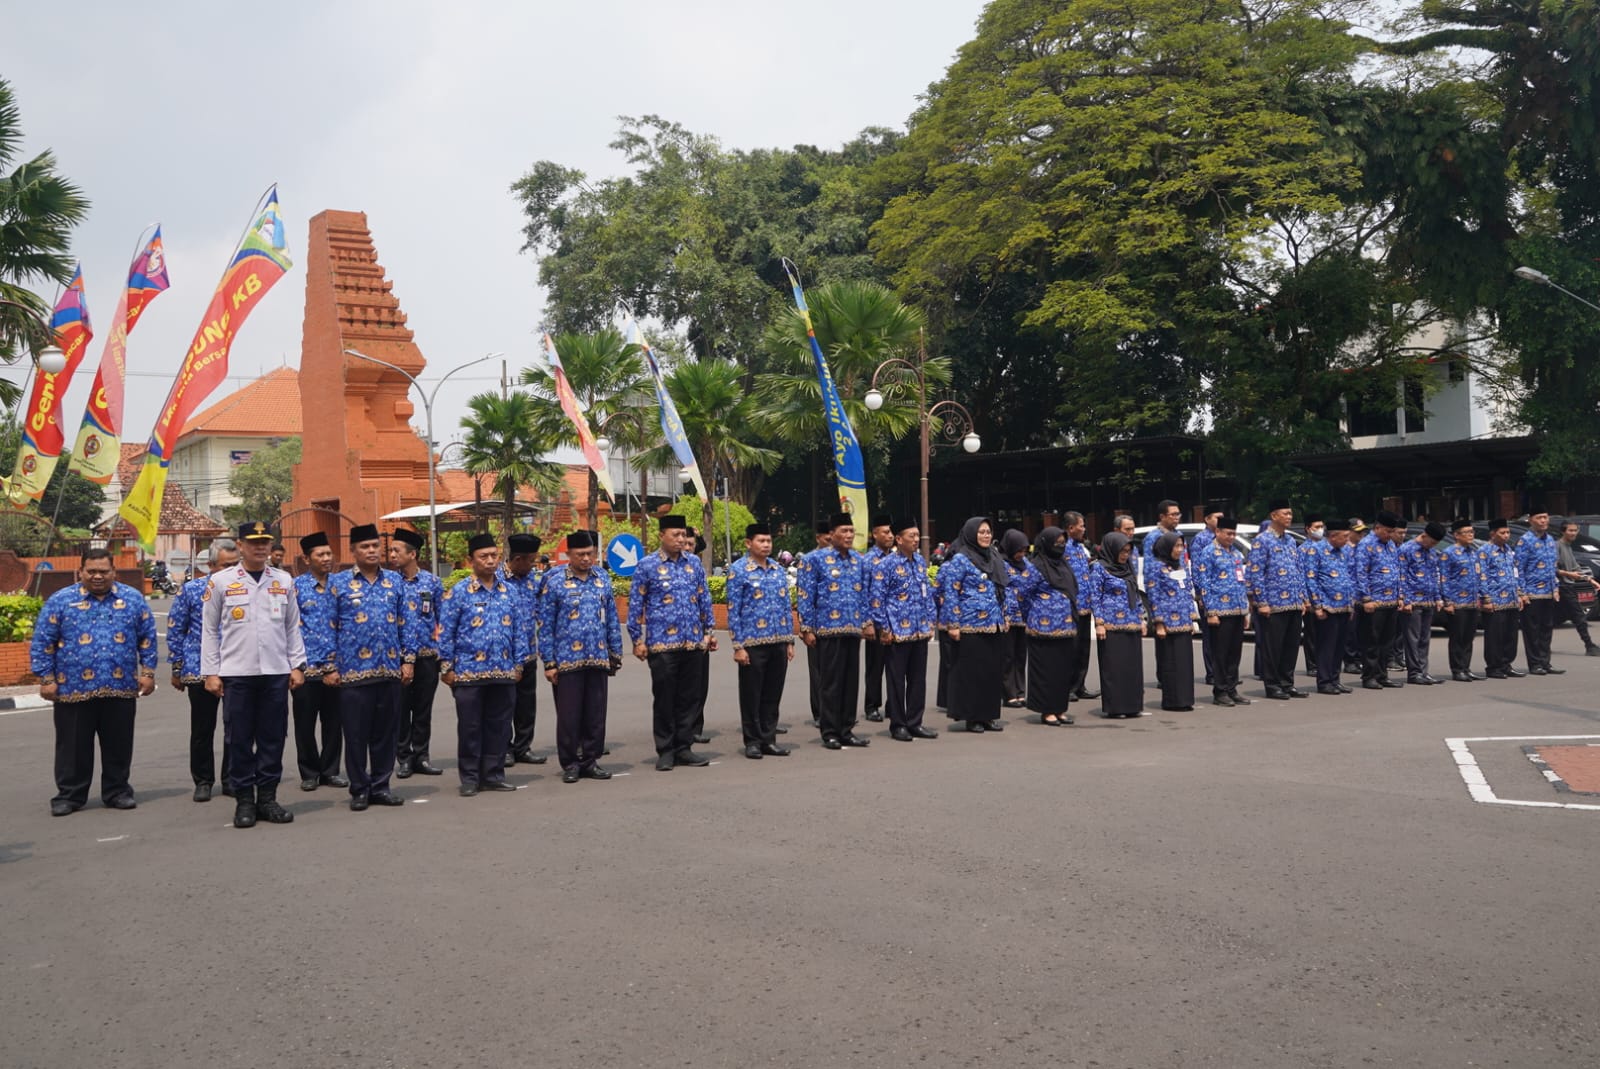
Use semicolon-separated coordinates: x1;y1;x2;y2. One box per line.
509;661;538;756
807;642;822;719
1403;608;1436;677
291;675;342;781
1446;607;1479;673
1209;615;1245;697
1300;611;1319;675
1314;612;1352;688
222;674;289;793
884;638;929;731
1557;587;1595;649
455;681;513;786
649;649;707;755
1196;612;1216;685
1358;607;1399;682
737;643;788;747
1071;614;1093;692
340;679;401;797
935;630;953;707
1521;597;1556;669
813;634;862;741
1483;608;1520;671
398;654;439;762
1259;609;1303;691
186;682;230;787
555;668;609;772
52;696;136;807
864;634;885;713
690;649;711;737
1001;627;1027;700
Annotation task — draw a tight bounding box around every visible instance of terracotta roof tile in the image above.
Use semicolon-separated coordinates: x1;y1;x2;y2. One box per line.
178;366;301;441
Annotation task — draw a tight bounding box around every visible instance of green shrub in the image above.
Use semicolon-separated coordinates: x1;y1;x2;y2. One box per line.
0;594;44;642
443;568;473;591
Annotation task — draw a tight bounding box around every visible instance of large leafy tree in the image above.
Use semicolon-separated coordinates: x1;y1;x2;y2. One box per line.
458;392;569;535
0;424;103;531
224;437;300;526
0;77;90;408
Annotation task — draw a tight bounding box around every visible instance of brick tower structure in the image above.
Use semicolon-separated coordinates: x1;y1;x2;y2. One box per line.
288;210;434;537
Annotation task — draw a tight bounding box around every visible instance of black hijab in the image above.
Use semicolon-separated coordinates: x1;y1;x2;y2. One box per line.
1099;531;1141;611
1152;531;1183;570
1031;526;1077;600
999;529;1030;571
951;516;1011;591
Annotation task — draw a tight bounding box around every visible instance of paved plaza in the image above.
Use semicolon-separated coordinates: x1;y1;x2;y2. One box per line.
3;631;1597;1068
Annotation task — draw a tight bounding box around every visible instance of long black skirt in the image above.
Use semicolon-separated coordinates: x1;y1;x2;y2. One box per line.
1025;635;1075;716
1154;631;1195;710
1098;631;1144;717
947;629;1003;723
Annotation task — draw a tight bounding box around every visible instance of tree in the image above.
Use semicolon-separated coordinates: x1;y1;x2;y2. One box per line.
0;424;105;531
520;328;654;530
458;392;568;535
224;437;301;526
0;77;91;408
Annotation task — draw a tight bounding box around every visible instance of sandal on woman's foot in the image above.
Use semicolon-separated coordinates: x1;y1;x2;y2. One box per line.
1041;715;1060;726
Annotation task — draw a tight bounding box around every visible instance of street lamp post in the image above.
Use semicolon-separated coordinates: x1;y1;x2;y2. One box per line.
863;340;980;559
342;348;500;577
1513;265;1600;314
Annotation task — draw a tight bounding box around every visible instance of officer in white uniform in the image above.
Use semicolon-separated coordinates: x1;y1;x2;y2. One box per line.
201;521;306;829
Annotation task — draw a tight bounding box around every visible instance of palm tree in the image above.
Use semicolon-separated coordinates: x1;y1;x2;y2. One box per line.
0;78;90;407
634;358;782;561
521;328;654;530
458;391;568;536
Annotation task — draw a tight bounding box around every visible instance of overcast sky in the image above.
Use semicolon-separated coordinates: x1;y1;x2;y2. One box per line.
3;1;983;474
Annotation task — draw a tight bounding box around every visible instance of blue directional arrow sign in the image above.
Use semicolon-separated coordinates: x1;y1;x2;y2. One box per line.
606;533;644;578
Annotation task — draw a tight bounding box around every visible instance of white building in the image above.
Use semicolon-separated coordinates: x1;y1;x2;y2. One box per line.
168;367;302;521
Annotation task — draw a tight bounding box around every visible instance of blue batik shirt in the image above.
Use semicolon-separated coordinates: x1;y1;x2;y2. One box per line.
1305;540;1355;612
539;565;624;672
1065;540;1094;616
868;551;937;641
498;567;543;663
1440;543;1484;608
1003;558;1032;627
935;552;1004;634
1009;565;1078;638
1147;562;1195;632
1088;564;1145;632
1478;543;1523;610
398;568;445;659
1514;531;1559;599
1353;532;1403;607
1247;527;1309;609
726;555;796;650
797;546;869;637
1142;526;1187;594
1398;539;1443;606
330;567;414;684
293;572;339;678
1190;527;1215;559
166;573;209;683
1193;541;1249;617
439;575;528;683
31;581;157;702
627;551;715;652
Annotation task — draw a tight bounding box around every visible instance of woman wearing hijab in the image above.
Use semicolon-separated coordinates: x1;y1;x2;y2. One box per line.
998;528;1032;707
935;517;1009;731
1088;531;1147;717
1147;531;1196;711
1013;526;1079;726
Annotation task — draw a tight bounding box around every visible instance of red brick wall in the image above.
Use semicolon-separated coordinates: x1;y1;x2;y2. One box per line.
0;642;36;686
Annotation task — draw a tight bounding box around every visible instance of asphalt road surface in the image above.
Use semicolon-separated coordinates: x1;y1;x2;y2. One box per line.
3;632;1597;1068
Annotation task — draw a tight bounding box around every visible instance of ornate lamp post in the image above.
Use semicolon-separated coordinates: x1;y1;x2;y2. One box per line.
863;340;980;559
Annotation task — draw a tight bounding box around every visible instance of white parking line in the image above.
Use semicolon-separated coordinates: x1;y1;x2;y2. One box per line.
96;835;127;843
1446;735;1600;811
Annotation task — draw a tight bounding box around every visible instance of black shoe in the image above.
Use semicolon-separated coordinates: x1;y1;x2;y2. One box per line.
1343;662;1363;675
1545;665;1566;675
234;798;258;827
414;758;444;775
1529;665;1549;676
106;794;137;811
220;785;235;798
891;727;913;742
320;774;349;788
479;781;515;792
1317;684;1342;695
908;726;939;739
984;719;1006;731
774;725;789;734
1003;698;1027;708
1379;678;1404;688
1505;668;1527;678
49;799;79;817
675;749;710;766
1213;693;1236;707
256;793;294;824
1467;672;1484;681
349;793;369;812
459;783;480;797
1363;679;1384;690
1074;688;1100;700
1407;675;1430;686
583;766;612;780
1485;670;1509;679
655;752;675;770
1452;671;1474;682
562;767;581;783
966;720;987;732
298;778;317;792
1587;647;1600;657
760;743;792;756
512;750;547;765
1286;688;1309;699
864;709;885;722
744;744;764;759
693;734;710;745
369;791;406;806
822;737;843;750
1335;683;1353;694
1422;674;1445;685
1229;692;1253;706
195;783;215;802
842;734;870;747
395;757;414;779
1265;689;1290;700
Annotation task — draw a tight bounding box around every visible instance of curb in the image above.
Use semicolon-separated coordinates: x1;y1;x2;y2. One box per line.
0;693;50;712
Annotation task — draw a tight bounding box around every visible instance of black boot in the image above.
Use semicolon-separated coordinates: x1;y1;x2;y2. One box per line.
255;783;294;824
233;786;257;829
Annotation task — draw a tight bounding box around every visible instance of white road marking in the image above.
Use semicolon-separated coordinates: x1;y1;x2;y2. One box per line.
1446;735;1600;811
96;835;126;843
411;798;428;804
515;784;528;790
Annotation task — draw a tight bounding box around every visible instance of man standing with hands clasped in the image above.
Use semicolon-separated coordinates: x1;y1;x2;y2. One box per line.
390;527;445;778
629;515;717;772
201;522;306;829
167;538;237;801
1247;500;1310;700
439;533;526;796
540;530;624;782
798;513;872;748
726;522;795;759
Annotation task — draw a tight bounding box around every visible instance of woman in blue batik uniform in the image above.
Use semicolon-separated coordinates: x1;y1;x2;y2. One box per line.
998;529;1032;707
1013;526;1080;726
1089;531;1147;718
936;517;1010;732
1147;531;1195;710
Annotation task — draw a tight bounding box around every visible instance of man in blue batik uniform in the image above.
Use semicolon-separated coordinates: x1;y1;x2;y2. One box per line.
1246;499;1310;700
1399;521;1447;685
629;515;717;771
168;538;237;801
292;532;346;793
1354;510;1406;689
440;533;526;795
869;519;939;742
1305;519;1356;696
1062;511;1099;701
500;533;546;766
1441;517;1484;681
1515;508;1562;675
1479;519;1527;677
726;523;796;759
861;514;896;723
32;547;158;816
1193;516;1252;706
540;530;624;783
798;512;872;749
390;527;445;779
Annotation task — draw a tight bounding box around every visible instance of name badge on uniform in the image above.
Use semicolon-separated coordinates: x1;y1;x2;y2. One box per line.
269;597;284;622
1170;569;1187;584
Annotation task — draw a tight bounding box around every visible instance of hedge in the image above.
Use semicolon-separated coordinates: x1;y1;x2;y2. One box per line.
0;594;44;642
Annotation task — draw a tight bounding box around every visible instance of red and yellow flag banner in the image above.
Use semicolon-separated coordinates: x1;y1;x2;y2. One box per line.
8;266;93;508
120;189;292;549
